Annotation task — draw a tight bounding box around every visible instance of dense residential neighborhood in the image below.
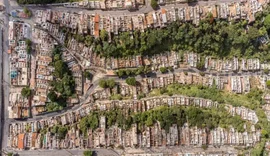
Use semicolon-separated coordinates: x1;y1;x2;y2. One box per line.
0;0;270;155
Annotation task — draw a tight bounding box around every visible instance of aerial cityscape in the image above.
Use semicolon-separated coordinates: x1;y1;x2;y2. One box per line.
0;0;269;155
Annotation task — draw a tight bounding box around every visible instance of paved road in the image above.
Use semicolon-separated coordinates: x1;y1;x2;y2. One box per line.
9;0;243;16
0;24;3;153
8;67;265;124
7;148;120;156
1;0;11;151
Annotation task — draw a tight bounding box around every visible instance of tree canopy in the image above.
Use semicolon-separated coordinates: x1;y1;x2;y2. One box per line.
150;0;158;10
160;67;168;73
84;71;92;80
21;87;31;98
50;125;68;139
48;90;58;102
66;6;270;61
47;47;75;111
98;79;116;88
23;7;32;17
54;60;69;79
126;77;136;86
18;0;77;4
264;14;270;30
83;150;93;156
266;80;270;89
78;105;248;135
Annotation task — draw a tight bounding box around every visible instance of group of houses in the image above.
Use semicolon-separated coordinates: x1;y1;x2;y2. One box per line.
8;95;260;150
8;21;31;86
91;95;219;112
35;0;269;40
36;12;270;75
62;51;83;96
89;73;253;102
30;28;55;115
204;57;263;72
45;30;270;74
57;35;270;74
126;152;238;156
262;94;270;122
8;21;32;119
226;105;259;124
30;28;83;113
61;0;144;10
8;121;261;150
8;25;84;118
36;0;269;37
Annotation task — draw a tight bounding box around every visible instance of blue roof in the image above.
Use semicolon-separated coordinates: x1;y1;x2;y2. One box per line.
10;71;18;78
11;11;18;17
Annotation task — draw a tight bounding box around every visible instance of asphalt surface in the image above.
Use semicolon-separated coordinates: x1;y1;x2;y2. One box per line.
8;67;265;124
8;148;120;156
0;0;11;152
9;0;243;16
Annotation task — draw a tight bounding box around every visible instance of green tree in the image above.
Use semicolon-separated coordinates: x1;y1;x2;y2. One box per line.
53;46;61;55
261;129;269;138
46;102;62;112
126;77;136;86
150;0;158;10
51;125;59;134
21;87;31;98
58;126;68;139
54;54;61;61
61;74;75;97
160;67;168;73
197;58;205;70
75;34;85;43
199;72;205;76
117;70;125;77
248;27;261;40
83;150;93;156
145;115;154;126
168;66;174;72
267;80;270;89
95;44;102;53
7;152;13;156
48;91;58;102
201;144;208;150
26;46;32;54
23;7;32;17
26;39;32;46
264;14;270;30
54;60;68;79
99;79;107;88
84;71;92;80
106;79;116;89
79;117;89;135
51;125;68;139
264;69;269;75
110;94;122;100
100;29;108;41
84;35;94;47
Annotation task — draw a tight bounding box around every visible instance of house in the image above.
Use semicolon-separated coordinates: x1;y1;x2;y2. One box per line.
18;133;25;149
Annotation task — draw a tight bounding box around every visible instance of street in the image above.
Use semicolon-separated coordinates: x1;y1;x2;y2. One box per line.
7;148;121;156
8;0;243;16
8;67;265;125
0;0;11;152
